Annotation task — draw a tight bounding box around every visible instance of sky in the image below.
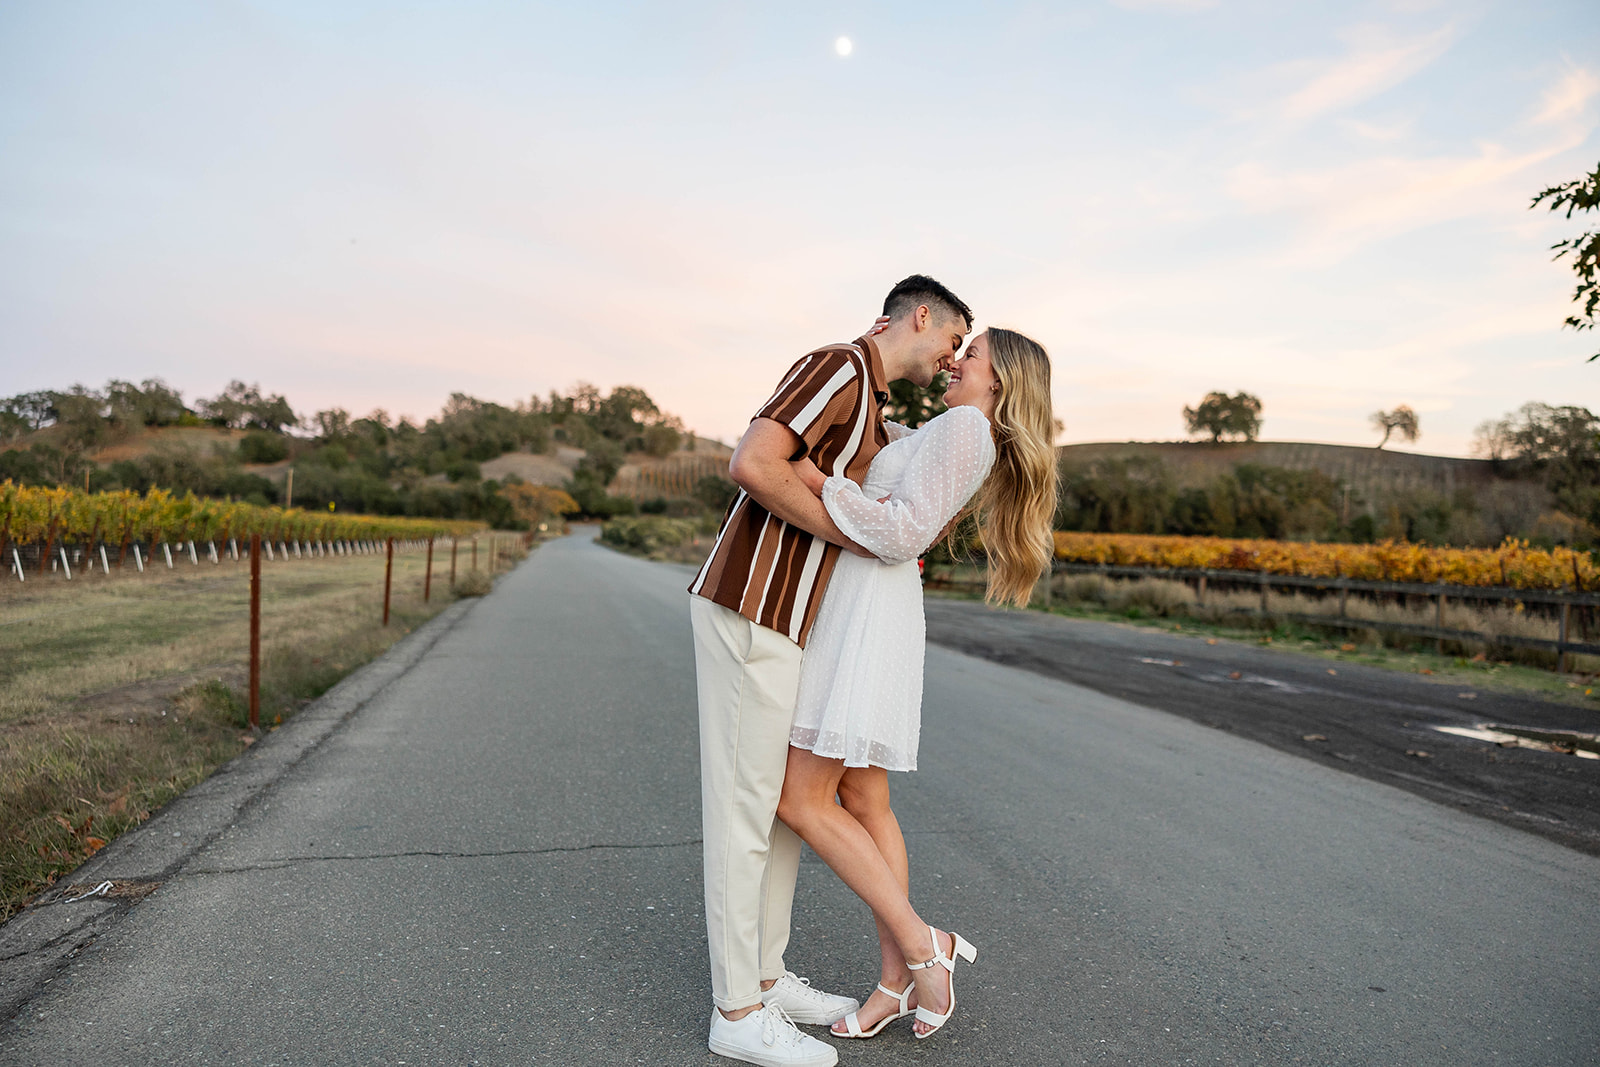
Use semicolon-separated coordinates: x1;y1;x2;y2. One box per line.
1;0;1598;456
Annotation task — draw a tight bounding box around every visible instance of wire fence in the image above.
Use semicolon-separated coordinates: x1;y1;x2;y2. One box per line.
5;528;534;726
1044;562;1600;670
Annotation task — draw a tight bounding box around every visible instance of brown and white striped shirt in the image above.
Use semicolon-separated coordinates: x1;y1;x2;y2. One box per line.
689;336;890;647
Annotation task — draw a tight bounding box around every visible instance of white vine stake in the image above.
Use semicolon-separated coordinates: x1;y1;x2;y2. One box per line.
229;538;238;561
162;543;173;569
293;540;302;559
265;540;274;561
59;546;72;580
99;544;110;573
188;540;199;565
133;544;144;572
208;541;218;564
11;546;24;582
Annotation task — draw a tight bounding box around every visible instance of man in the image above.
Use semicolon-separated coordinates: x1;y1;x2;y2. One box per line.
689;275;974;1066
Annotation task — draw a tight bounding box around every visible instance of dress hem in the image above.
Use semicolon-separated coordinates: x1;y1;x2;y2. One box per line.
787;739;915;773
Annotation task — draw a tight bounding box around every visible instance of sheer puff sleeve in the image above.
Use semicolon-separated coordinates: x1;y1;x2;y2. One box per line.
821;405;996;565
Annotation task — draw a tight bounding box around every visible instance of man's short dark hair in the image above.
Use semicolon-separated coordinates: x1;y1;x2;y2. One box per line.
882;274;973;330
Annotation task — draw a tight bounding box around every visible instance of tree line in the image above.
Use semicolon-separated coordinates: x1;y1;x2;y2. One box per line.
4;376;1593;547
0;379;687;527
1058;401;1597;549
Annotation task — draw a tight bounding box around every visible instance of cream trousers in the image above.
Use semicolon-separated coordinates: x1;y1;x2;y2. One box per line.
690;595;804;1011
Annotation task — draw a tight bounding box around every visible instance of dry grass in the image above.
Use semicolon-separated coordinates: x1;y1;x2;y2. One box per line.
0;546;460;923
927;563;1600;704
1033;570;1598;669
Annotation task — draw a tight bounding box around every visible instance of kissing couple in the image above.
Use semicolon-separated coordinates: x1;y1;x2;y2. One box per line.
688;274;1059;1065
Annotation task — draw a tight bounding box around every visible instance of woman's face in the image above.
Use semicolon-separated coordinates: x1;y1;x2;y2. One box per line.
942;330;998;415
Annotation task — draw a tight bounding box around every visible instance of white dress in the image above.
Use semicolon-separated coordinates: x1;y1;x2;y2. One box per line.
789;405;997;771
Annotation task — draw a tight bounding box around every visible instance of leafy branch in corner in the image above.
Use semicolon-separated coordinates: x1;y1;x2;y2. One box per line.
1531;162;1600;362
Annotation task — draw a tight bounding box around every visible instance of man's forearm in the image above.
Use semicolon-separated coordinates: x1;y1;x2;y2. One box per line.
731;418;872;556
736;465;871;556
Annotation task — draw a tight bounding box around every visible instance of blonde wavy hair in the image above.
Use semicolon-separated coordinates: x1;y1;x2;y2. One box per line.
971;327;1059;607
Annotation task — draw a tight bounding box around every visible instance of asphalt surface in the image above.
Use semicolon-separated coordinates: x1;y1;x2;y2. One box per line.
925;596;1600;856
2;527;1596;1065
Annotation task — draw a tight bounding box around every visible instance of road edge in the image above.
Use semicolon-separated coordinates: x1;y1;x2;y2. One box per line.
0;592;483;1024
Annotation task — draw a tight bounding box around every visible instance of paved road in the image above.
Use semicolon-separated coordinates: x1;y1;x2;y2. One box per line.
925;596;1600;856
3;529;1596;1065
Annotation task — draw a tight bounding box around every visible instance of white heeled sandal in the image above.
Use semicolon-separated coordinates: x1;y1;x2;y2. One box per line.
905;925;977;1039
832;982;915;1039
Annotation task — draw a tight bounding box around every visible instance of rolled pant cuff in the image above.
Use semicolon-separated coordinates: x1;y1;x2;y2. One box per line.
713;992;766;1013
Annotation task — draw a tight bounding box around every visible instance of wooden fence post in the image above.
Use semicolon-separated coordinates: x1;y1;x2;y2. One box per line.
471;537;478;572
1559;601;1571;674
450;538;458;587
424;537;433;602
1436;586;1446;656
1196;572;1207;607
382;536;394;627
249;533;261;730
1259;573;1270;615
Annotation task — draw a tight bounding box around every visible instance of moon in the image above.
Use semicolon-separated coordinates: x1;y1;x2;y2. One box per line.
834;36;852;57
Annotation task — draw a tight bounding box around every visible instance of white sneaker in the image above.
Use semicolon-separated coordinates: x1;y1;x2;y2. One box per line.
708;1003;839;1067
761;971;859;1025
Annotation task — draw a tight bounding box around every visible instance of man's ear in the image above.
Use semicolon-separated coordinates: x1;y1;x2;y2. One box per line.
912;304;932;332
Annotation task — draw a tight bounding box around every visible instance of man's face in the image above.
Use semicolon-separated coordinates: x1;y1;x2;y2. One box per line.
908;307;970;388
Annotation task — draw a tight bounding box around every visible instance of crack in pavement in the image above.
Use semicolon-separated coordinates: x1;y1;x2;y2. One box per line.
184;837;705;875
0;913;108;965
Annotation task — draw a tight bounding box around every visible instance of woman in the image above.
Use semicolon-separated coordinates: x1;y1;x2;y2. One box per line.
776;326;1058;1040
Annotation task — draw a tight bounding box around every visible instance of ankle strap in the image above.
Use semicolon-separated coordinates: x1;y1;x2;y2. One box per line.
905;924;952;972
876;981;913;1007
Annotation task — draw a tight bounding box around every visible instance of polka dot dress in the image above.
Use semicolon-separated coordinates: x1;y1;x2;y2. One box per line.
791;405;996;771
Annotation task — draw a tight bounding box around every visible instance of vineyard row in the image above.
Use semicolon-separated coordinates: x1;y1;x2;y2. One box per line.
1;482;485;580
1053;531;1596;593
9;532;450;582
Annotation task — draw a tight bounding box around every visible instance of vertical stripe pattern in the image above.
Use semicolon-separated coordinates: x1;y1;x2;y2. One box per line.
690;337;889;647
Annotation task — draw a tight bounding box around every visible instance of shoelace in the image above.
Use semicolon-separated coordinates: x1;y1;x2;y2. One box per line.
760;1003;804;1048
784;974;824;1002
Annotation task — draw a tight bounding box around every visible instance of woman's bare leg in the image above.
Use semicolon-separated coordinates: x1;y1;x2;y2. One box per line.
829;766;918;1034
776;747;954;1036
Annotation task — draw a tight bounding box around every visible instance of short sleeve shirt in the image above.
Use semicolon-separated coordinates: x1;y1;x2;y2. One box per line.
689;336;890;647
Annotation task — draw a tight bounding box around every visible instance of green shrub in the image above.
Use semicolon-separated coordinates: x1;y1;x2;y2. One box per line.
601;516;699;557
455;569;493;596
695;475;739;513
238;431;289;464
